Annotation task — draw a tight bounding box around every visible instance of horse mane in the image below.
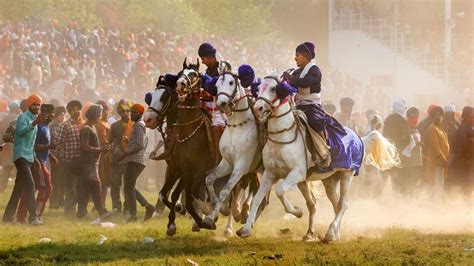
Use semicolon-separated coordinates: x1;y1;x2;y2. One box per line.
266;69;280;80
362;130;401;171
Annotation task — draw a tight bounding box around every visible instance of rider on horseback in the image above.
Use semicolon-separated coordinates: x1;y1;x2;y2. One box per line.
152;43;229;166
280;42;347;170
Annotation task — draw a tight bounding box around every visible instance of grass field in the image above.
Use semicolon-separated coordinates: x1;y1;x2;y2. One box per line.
0;186;473;265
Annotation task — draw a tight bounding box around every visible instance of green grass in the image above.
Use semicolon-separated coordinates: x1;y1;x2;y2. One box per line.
0;188;473;265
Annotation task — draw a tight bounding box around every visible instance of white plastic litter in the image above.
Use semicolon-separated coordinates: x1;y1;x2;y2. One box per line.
38;238;51;243
98;234;108;245
143;236;154;244
91;217;101;225
187;258;199;266
100;222;116;228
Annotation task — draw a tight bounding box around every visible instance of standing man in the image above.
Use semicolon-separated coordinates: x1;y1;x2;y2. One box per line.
58;100;84;216
120;103;155;222
78;104;113;220
17;104;57;223
2;95;46;225
109;99;133;213
0;100;21;193
424;107;450;202
49;106;67;209
403;107;423;196
382;99;411;196
95;100;111;206
336;97;359;135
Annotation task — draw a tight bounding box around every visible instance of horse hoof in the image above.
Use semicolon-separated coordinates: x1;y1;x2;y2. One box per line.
220;205;230;216
192;222;201;232
236;226;251;238
233;213;242;223
294;207;303;218
323;232;335;243
167;224;177;237
202;216;217;230
303;234;316;242
223;227;233;237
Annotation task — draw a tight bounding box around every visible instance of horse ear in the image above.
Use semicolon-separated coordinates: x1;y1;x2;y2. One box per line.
196;58;200;70
182;57;187;69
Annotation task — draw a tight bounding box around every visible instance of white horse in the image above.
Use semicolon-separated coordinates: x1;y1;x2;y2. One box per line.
236;73;400;242
202;72;262;236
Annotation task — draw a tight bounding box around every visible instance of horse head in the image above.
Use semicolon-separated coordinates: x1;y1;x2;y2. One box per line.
253;71;282;123
216;71;241;115
143;84;177;129
176;57;201;103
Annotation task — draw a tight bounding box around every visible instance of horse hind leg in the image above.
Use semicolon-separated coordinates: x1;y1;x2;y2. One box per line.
205;159;232;205
297;181;317;242
240;172;258;223
323;171;352;242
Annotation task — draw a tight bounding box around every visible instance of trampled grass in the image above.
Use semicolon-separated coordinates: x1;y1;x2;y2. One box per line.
0;186;473;265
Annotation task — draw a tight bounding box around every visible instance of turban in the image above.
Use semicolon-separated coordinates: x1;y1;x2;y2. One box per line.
116;99;132;113
427;104;440;116
238;64;255;88
8;100;20;112
429;106;444;118
296;42;315;60
444;104;456;113
392;98;406;116
27;95;43;108
131;103;145;115
198;43;216;57
66;100;83;112
0;100;7;113
85;104;103;121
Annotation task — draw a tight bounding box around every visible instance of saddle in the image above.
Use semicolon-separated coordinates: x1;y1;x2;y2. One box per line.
294;110;331;169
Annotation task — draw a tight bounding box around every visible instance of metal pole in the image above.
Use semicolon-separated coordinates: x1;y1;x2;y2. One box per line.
444;0;452;87
393;0;398;100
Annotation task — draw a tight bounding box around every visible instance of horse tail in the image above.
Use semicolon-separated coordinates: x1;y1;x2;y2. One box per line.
362;130;401;171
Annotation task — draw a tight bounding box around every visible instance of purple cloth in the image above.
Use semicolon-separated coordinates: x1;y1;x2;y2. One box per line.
327;127;364;176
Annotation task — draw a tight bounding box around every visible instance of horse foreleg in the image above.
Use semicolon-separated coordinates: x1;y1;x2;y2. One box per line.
183;182;205;230
167;182;184;237
223;212;233;237
297;181;316;241
205;159;232;205
275;169;306;218
159;169;180;211
203;168;245;230
237;171;275;238
323;171;352;242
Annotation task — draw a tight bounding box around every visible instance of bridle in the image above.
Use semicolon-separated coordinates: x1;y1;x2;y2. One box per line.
179;68;202;97
256;76;298;145
255;76;289;114
146;85;177;139
216;71;252;114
